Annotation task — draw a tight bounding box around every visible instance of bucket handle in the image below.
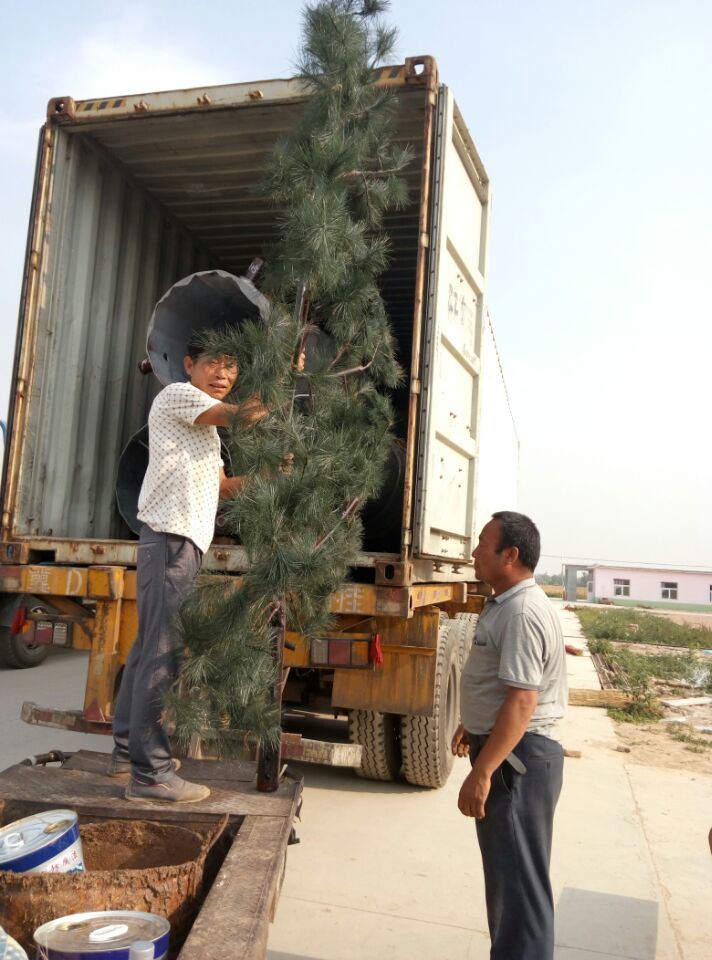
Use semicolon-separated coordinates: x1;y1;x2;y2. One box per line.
89;924;130;942
0;831;24;849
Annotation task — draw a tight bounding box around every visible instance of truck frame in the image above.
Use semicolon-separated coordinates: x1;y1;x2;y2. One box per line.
0;57;508;788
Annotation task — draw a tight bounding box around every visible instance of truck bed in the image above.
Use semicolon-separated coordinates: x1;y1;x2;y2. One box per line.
0;750;302;959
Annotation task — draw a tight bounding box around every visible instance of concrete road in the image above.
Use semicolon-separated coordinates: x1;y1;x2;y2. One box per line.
266;608;712;960
1;613;710;960
0;647;111;772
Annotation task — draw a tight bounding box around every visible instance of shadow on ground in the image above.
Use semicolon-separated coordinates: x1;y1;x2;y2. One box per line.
556;887;658;959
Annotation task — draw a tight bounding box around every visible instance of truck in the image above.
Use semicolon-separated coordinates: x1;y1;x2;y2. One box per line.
0;56;518;789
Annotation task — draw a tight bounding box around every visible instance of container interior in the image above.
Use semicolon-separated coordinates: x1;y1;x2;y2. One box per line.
14;86;427;545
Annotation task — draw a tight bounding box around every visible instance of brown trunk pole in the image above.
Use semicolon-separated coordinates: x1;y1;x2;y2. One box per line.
256;599;285;792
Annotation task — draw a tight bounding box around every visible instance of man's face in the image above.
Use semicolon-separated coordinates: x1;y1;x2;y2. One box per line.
472;519;510;586
184;354;238;400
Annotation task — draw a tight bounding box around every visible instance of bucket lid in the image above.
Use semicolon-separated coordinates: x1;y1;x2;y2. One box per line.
34;912;170;958
0;809;77;867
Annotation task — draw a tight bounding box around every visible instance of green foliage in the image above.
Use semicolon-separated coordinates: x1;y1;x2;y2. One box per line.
583;619;712;723
170;0;409;753
666;724;712;753
576;607;712;649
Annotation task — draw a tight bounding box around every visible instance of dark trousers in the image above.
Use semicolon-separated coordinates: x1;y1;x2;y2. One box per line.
112;525;201;783
469;731;564;960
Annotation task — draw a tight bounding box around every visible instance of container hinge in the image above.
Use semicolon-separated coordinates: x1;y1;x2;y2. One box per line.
410;378;421;395
419;232;430;248
402;528;412;546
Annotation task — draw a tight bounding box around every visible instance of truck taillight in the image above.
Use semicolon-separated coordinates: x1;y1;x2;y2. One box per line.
10;606;27;635
310;637;371;668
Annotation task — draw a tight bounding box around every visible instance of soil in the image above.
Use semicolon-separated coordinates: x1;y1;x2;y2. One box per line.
613;720;712;775
0;818;218;956
82;820;203;870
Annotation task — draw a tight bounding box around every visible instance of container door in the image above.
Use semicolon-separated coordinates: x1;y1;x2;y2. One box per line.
413;87;491;562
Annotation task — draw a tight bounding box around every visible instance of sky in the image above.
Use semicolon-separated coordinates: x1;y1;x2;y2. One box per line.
1;0;711;574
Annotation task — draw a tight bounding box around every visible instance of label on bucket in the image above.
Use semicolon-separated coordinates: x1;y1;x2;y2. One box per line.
0;810;84;874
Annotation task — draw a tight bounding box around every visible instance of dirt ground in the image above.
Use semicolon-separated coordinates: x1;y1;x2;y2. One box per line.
609;679;712;775
612;719;712;775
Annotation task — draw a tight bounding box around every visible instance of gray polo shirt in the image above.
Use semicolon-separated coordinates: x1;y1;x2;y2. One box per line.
460;578;567;740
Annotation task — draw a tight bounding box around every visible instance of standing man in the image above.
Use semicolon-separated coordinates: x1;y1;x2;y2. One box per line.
109;333;269;803
452;511;567;960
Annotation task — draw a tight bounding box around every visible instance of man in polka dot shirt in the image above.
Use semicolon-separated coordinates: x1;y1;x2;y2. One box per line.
109;333;270;803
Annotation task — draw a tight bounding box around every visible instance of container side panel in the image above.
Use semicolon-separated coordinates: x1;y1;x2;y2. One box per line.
414;89;490;561
474;316;519;537
14;130;208;540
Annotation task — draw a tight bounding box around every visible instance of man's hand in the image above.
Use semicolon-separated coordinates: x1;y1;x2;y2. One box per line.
293;348;306;373
278;452;295;475
451;723;470;758
458;763;491;820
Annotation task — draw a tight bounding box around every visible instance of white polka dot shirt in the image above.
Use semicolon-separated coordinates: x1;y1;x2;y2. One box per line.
137;382;223;554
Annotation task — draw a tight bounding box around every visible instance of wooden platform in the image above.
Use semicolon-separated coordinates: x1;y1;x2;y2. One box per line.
0;750;303;960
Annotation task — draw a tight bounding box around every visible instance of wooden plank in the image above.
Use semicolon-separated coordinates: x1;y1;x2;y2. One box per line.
280;735;361;767
0;762;299;821
660;696;712;708
65;749;256;782
178;813;295;960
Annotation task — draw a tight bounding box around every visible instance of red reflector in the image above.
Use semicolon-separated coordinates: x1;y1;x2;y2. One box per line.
35;621;54;645
328;639;351;666
10;606;27;635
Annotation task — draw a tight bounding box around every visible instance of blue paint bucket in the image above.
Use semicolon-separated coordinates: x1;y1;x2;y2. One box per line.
0;810;84;874
34;912;170;960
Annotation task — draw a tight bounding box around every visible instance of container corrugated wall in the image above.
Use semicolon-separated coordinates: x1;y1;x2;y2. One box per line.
16;128;212;539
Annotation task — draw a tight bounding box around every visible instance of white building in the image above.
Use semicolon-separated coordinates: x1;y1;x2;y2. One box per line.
587;564;712;609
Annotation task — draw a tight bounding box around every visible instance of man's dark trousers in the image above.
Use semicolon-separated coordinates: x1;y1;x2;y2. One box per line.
113;525;201;784
469;731;564;960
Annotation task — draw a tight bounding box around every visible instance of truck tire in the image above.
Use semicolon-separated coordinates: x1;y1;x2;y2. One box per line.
348;709;402;781
452;612;479;668
0;626;49;668
400;622;459;789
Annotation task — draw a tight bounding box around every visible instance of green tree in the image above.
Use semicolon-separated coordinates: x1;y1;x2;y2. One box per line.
168;0;411;756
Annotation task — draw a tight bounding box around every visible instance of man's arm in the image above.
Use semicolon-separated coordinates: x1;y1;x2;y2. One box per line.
196;396;269;427
457;686;538;819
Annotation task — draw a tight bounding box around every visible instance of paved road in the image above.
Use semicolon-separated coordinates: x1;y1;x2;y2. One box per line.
1;627;710;959
0;648;110;771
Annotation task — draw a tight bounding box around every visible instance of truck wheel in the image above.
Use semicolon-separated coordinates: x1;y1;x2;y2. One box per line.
348;710;401;781
400;622;459;789
452;612;479;668
0;626;49;668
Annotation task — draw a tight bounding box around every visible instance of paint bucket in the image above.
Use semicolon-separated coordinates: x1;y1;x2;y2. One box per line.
34;912;170;960
0;810;84;874
0;925;29;960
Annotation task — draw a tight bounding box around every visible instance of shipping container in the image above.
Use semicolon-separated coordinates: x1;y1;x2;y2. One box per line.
1;58;518;788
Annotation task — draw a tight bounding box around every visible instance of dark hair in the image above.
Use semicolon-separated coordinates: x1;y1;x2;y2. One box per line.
186;330;237;363
186;331;208;361
491;511;540;571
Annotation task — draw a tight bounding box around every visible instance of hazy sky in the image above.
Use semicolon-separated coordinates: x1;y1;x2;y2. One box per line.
2;0;710;573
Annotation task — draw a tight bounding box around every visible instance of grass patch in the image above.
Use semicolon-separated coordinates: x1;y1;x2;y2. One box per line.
666;724;712;753
584;636;712;721
576;607;712;649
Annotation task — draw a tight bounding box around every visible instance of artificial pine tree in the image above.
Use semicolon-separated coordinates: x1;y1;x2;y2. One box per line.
168;0;412;759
